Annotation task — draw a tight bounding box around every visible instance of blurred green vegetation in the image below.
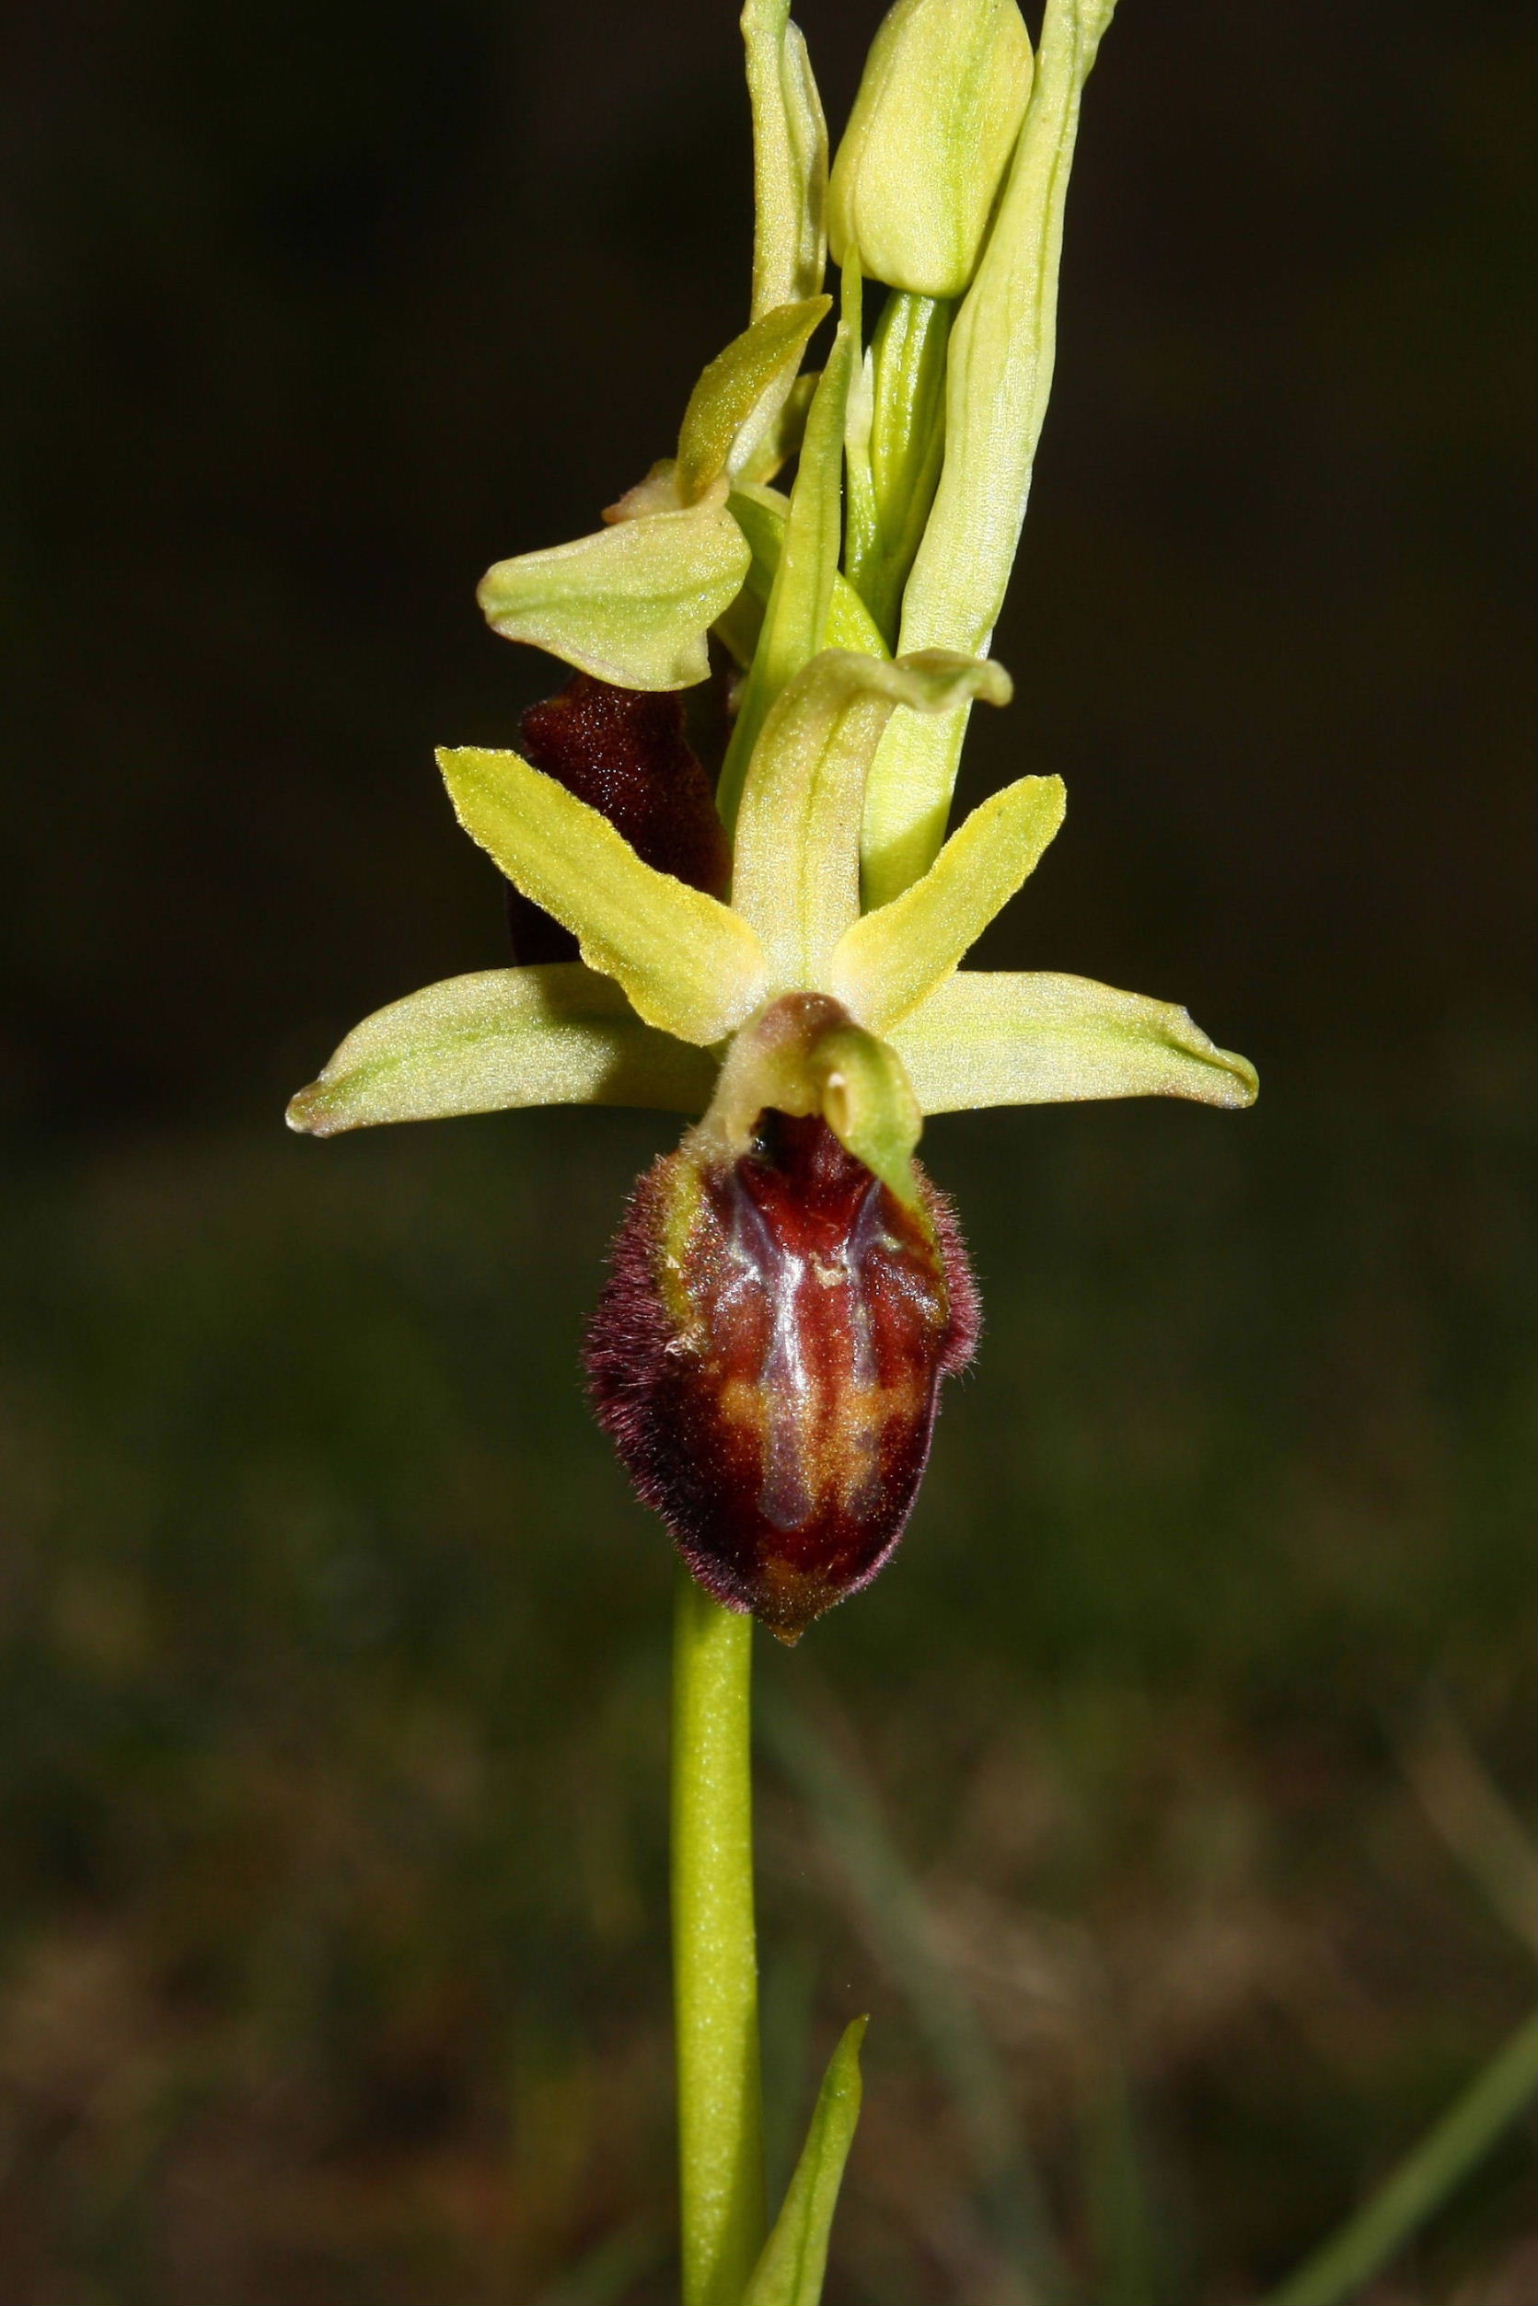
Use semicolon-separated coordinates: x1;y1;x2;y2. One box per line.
2;1044;1531;2302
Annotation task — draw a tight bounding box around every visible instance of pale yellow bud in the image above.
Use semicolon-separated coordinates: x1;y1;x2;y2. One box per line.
828;0;1034;297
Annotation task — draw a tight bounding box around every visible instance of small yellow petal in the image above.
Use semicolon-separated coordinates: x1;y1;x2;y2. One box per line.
438;746;768;1045
832;775;1064;1029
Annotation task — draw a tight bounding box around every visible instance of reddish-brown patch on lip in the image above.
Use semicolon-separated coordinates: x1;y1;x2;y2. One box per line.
587;1113;979;1641
505;674;731;962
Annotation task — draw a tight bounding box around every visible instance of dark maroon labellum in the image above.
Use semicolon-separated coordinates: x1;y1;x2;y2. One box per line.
505;674;732;962
586;1113;979;1642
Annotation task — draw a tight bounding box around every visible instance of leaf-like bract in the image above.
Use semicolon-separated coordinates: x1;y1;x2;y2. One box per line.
718;320;855;829
726;483;888;670
741;2019;866;2306
742;0;829;320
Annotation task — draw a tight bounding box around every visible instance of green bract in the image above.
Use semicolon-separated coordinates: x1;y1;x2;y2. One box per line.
844;288;953;647
730;647;1012;990
716;304;858;826
740;2020;866;2306
863;0;1121;899
725;483;888;668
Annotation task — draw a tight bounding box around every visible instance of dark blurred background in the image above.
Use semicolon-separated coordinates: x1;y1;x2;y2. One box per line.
1;2;1533;2300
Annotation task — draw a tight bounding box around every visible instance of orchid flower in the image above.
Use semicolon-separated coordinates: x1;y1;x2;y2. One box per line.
288;0;1253;1641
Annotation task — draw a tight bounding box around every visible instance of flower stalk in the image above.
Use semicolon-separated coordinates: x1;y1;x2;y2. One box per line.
672;1577;765;2306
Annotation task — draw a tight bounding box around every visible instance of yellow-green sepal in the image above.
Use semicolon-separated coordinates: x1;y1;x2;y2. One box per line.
285;964;717;1137
833;773;1065;1030
676;295;831;502
889;969;1259;1112
437;745;768;1044
741;2017;866;2306
476;495;750;691
732;648;1012;992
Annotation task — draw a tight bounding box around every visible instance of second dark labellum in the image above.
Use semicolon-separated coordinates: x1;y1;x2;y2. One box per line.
506;673;731;961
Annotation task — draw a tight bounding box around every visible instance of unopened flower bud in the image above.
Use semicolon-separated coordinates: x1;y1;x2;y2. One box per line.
505;674;732;963
586;1003;978;1642
828;0;1034;297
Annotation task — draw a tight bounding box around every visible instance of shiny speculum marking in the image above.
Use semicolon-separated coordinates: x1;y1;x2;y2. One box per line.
587;1114;978;1641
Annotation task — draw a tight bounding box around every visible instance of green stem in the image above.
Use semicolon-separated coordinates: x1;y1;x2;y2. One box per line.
1260;2009;1538;2306
672;1572;766;2306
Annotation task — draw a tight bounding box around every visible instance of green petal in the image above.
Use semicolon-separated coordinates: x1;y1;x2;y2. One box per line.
742;0;829;321
832;775;1065;1030
476;497;750;691
286;964;717;1138
437;746;768;1045
889;970;1259;1112
732;649;1012;992
717;308;855;831
741;2018;866;2306
676;295;831;503
862;0;1119;903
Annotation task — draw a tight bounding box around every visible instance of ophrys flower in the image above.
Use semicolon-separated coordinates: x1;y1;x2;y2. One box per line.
287;0;1256;1641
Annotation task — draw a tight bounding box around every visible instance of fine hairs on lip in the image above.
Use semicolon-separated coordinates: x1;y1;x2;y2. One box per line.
588;1106;980;1641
